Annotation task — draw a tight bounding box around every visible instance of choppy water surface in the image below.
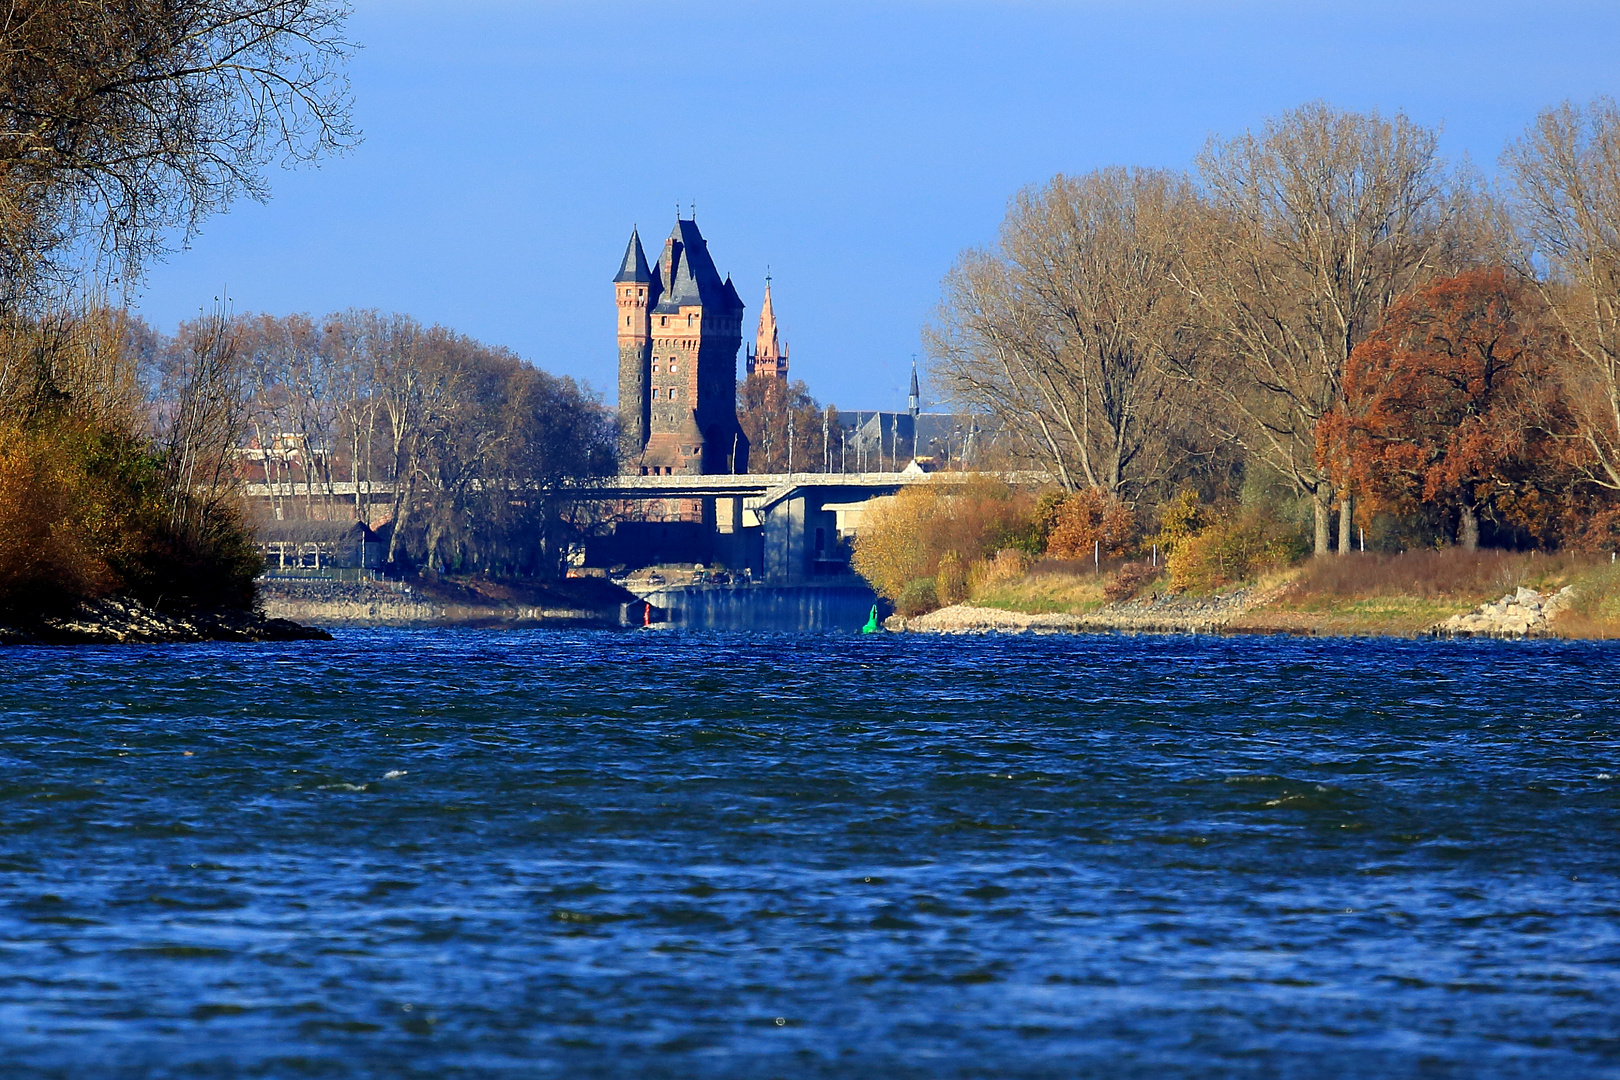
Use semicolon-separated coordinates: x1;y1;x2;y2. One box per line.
2;631;1618;1078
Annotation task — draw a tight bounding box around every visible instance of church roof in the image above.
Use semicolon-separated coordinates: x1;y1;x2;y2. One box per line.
613;227;652;283
652;219;744;314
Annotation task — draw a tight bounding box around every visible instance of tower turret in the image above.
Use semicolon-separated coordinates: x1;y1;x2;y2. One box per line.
615;227;656;465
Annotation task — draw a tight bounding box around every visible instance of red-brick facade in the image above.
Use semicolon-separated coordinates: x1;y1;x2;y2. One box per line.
614;221;750;476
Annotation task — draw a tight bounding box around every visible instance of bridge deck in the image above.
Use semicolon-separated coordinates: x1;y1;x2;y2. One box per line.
239;471;1048;501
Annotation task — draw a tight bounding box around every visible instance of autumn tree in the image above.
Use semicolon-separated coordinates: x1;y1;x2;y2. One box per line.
737;373;840;473
1323;268;1568;550
928;167;1200;498
1181;103;1453;555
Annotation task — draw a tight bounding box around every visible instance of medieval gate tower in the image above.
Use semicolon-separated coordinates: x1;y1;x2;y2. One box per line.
614;219;749;475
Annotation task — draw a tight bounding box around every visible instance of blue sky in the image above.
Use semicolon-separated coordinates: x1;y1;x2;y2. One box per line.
131;1;1620;411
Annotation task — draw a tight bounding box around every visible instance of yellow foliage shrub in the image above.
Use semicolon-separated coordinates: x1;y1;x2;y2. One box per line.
1167;508;1308;593
851;478;1033;612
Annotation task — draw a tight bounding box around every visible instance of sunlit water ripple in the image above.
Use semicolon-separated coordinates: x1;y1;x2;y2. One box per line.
1;629;1617;1077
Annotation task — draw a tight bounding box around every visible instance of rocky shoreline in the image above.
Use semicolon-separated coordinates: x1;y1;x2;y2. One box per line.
0;596;331;645
889;585;1584;640
255;578;625;629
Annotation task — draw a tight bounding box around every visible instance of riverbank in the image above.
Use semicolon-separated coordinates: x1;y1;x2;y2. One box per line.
256;574;636;629
888;551;1620;639
0;596;331;645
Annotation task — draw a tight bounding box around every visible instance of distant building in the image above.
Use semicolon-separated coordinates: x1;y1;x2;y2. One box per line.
614;219;749;476
745;276;788;380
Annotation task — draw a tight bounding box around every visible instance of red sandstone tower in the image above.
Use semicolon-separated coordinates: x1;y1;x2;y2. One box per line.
745;276;789;380
614;219;749;475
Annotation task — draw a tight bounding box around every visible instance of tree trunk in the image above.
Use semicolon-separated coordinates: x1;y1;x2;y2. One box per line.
1338;496;1353;555
1459;503;1480;552
1313;495;1331;556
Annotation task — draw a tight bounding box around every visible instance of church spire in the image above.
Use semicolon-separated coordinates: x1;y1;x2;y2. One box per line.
908;357;920;417
756;276;778;357
747;272;788;379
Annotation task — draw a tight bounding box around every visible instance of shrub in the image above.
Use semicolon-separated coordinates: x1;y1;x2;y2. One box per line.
1104;560;1160;602
936;550;968;605
897;578;939;617
851;477;1034;609
1167;509;1308;592
1044;488;1136;560
1155;488;1205;556
0;410;260;617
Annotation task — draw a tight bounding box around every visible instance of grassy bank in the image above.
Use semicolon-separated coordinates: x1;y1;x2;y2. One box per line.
941;549;1620;638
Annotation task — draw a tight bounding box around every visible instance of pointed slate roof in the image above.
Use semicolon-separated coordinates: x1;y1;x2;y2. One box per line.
652;219;745;314
613;227;652;283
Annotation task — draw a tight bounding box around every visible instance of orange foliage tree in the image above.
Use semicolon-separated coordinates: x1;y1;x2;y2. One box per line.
1320;268;1570;550
1043;488;1136;559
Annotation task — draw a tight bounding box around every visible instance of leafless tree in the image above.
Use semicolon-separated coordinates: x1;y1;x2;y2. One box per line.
1179;102;1452;554
161;305;247;540
0;0;356;305
1504;97;1620;493
928;167;1201;500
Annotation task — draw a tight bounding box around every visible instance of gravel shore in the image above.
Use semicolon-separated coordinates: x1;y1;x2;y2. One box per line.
894;588;1266;635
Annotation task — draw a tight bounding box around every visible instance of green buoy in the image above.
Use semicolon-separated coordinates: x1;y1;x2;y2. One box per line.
861;605;881;634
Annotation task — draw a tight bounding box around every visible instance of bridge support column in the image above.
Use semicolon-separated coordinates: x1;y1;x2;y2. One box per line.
763;494;810;585
716;496;742;534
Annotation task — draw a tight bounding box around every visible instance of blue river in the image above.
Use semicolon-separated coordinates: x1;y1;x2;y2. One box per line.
2;630;1617;1078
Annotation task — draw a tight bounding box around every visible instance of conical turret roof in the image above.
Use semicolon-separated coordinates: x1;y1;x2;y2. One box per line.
613;227;652;283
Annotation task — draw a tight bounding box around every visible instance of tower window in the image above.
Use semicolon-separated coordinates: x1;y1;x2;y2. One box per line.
687;314;694;327
625;316;630;326
669;361;678;373
651;388;659;399
660;316;667;326
652;363;659;372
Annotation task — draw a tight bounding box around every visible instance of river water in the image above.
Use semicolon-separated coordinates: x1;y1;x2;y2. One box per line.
2;630;1617;1078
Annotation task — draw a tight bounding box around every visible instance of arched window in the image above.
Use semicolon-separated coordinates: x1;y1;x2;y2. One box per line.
669;361;678;373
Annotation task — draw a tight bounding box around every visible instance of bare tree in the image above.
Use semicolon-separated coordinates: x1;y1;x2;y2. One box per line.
928;167;1199;500
0;0;356;304
1180;102;1450;554
1504;97;1620;493
161;306;247;539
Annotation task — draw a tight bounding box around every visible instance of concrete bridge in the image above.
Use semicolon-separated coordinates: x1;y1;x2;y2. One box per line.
242;470;1045;585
